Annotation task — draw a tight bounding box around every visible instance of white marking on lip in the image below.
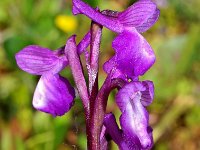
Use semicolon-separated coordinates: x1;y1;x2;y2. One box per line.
33;77;47;109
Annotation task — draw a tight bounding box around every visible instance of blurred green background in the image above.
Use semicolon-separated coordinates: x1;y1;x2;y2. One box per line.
0;0;200;149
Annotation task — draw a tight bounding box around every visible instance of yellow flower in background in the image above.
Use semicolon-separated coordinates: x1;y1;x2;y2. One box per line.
55;15;77;33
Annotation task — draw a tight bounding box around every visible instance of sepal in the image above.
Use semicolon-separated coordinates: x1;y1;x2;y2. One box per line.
72;0;159;33
15;45;67;75
136;9;160;33
118;0;157;30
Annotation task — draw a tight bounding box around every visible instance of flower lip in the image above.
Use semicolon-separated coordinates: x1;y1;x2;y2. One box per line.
32;73;75;117
116;80;154;112
116;80;154;149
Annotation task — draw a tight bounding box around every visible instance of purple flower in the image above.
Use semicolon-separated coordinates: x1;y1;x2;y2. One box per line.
15;45;74;116
72;0;159;78
103;30;155;78
116;81;154;149
72;0;159;33
15;33;91;116
33;73;75;116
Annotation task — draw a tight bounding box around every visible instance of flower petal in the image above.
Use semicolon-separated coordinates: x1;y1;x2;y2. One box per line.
116;81;154;111
32;73;75;116
77;31;91;55
118;0;157;30
104;113;123;146
72;0;158;33
15;45;67;75
116;81;154;149
120;104;151;149
103;56;128;80
116;81;145;112
136;9;160;33
72;0;123;33
110;30;155;77
122;126;153;150
103;56;116;74
141;81;154;106
104;113;131;150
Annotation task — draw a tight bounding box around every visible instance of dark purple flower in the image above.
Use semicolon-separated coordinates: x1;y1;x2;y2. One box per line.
33;73;75;116
116;81;154;149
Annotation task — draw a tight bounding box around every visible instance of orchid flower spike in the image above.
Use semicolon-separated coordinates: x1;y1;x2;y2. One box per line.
116;80;154;149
